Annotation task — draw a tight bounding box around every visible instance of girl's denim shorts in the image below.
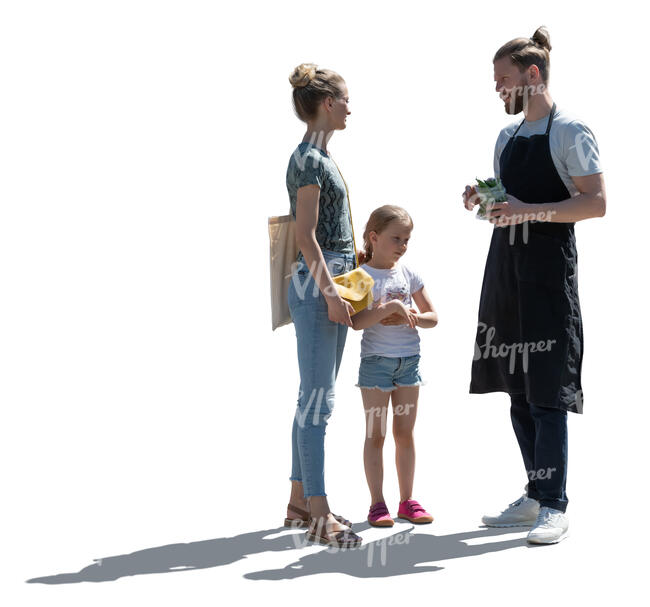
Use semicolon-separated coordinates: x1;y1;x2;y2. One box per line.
356;354;426;392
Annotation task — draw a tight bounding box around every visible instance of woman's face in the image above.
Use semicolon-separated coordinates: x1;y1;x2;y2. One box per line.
330;83;351;129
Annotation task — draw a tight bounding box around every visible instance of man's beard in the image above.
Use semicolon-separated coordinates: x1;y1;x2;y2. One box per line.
503;81;528;115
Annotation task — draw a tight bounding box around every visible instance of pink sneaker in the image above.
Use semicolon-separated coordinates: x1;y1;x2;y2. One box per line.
367;501;395;527
397;499;433;524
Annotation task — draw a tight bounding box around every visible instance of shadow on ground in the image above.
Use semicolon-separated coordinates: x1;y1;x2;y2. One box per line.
26;522;532;584
245;523;531;579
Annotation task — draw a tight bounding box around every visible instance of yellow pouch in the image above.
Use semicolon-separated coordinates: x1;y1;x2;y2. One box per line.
328;159;373;315
332;267;374;315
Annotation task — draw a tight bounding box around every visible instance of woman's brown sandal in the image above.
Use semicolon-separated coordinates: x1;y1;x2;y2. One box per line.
283;503;352;529
305;517;363;548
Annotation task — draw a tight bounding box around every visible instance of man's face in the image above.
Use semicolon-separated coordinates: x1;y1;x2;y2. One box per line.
493;56;529;115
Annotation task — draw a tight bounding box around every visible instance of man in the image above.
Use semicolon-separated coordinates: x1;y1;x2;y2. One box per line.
462;26;605;544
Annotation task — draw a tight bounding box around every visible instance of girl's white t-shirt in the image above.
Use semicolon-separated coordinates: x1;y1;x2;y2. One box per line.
359;262;424;358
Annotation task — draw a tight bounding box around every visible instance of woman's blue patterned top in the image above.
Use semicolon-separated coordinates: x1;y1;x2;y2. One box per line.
286;142;355;261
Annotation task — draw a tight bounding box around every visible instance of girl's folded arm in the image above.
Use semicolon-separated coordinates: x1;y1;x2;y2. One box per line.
412;287;438;328
352;302;395;331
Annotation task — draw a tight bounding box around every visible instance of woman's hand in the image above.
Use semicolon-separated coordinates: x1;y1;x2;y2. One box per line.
326;295;354;327
381;301;417;328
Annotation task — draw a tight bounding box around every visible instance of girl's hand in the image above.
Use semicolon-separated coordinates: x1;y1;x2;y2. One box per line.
380;307;418;326
326;295;354;327
382;302;417;329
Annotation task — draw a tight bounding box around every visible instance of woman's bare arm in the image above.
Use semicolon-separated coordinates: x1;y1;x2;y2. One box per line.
295;184;354;326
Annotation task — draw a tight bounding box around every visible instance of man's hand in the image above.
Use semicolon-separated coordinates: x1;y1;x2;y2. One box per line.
462;185;482;211
486;194;533;226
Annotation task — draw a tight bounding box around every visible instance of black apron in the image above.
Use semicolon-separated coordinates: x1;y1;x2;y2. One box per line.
470;103;584;413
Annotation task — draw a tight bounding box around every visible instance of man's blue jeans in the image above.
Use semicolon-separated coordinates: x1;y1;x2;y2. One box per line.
287;249;356;498
510;393;569;512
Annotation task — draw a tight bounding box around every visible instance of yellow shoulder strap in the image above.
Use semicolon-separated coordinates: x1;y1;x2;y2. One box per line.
331;158;359;268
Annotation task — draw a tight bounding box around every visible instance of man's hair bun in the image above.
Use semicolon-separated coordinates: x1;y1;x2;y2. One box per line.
531;26;552;52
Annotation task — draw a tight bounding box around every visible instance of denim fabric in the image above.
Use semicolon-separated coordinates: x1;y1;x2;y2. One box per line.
510;393;569;512
287;248;356;497
356;354;425;392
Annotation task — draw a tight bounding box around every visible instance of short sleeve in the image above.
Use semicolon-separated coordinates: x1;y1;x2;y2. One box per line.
494;137;501;179
493;126;512;179
405;265;424;295
562;120;602;177
290;149;323;189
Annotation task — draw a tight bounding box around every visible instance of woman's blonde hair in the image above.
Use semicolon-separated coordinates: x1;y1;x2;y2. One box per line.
358;205;413;265
288;63;346;122
493;26;552;83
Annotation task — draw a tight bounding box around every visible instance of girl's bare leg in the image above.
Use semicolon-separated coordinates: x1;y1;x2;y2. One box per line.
361;387;391;505
391;386;419;502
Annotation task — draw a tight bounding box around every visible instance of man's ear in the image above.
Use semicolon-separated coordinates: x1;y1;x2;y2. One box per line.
527;64;541;83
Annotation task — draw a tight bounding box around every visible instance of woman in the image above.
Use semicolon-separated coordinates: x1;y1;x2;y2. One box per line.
284;63;362;548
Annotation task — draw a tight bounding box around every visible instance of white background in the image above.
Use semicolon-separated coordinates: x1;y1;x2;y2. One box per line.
1;1;647;605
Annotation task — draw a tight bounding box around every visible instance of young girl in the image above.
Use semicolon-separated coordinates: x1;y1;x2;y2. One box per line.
351;205;438;527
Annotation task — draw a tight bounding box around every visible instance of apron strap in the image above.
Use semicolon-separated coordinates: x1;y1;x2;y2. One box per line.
545;102;557;135
512;117;526;138
510;101;557;138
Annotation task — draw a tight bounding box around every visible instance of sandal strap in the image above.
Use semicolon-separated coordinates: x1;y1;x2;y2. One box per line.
307;513;351;525
307;521;361;546
334;529;362;545
287;503;310;519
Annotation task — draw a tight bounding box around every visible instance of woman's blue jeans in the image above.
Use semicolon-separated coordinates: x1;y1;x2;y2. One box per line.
287;249;357;498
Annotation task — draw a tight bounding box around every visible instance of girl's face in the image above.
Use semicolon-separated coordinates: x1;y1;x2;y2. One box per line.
370;220;412;263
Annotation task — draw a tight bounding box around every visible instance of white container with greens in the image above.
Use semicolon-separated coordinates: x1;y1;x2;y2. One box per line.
475;177;507;220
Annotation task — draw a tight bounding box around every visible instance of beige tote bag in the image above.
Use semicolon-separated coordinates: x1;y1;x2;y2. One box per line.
268;212;298;330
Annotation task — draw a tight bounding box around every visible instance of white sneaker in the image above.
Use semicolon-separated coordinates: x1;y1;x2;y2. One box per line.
481;494;540;527
526;506;569;544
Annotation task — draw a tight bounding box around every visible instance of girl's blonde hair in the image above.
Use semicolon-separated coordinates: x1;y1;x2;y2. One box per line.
359;205;413;265
288;63;346;122
493;26;552;83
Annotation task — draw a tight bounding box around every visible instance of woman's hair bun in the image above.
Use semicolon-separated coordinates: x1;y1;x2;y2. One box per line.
289;63;318;88
531;26;552;52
